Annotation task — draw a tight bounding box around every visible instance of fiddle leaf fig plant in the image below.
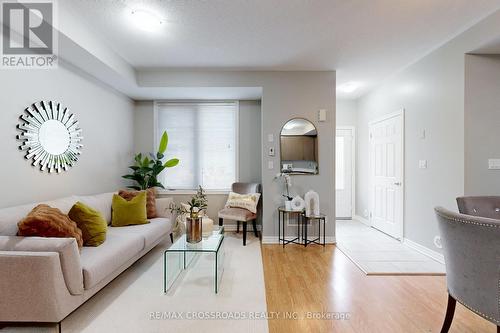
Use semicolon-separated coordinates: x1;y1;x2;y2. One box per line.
122;131;179;190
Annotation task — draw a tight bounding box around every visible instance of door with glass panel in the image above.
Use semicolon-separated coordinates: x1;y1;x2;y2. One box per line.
336;128;354;219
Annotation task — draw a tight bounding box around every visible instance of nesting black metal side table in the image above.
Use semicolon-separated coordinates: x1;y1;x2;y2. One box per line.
301;213;326;247
278;206;303;248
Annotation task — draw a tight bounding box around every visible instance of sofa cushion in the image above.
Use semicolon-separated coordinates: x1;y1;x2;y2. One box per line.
68;202;107;247
109;217;172;249
119;189;157;219
75;192;114;224
0;236;83;295
111;193;149;227
80;232;144;289
218;207;257;221
17;205;84;249
0;196;79;236
155;198;174;220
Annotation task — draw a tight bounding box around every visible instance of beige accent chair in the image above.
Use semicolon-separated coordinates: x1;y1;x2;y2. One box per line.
218;183;261;246
435;205;500;333
0;193;174;331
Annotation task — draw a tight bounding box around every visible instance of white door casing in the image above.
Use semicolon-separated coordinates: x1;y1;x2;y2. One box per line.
369;110;404;239
336;127;355;218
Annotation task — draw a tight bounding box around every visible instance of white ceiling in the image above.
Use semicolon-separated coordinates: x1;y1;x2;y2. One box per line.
63;0;500;99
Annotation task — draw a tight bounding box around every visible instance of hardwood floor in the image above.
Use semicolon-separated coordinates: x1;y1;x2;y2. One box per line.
261;244;495;333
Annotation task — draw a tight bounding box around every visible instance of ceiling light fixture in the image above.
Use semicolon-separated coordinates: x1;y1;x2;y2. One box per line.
338;82;360;93
129;9;163;32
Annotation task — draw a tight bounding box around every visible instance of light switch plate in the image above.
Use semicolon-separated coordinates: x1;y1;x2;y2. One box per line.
488;159;500;169
318;109;327;122
420;129;426;139
268;134;274;142
268;147;275;156
268;161;274;169
419;160;427;169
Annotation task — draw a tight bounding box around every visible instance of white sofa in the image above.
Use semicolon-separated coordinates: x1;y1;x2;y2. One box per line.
0;192;174;324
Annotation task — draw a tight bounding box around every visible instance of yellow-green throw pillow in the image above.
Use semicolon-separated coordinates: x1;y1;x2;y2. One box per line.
111;192;149;227
68;201;107;247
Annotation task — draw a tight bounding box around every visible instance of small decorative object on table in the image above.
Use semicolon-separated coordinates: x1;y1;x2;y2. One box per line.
304;190;320;217
291;195;305;211
170;186;208;243
202;217;214;237
275;172;293;210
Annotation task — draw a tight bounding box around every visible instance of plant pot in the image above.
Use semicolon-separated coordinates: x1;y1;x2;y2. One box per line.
186;217;202;243
285;200;292;211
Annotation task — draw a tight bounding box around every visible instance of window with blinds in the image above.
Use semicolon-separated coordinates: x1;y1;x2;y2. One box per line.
155;102;237;190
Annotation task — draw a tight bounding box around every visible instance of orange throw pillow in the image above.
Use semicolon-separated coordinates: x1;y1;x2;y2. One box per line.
17;204;83;249
118;189;157;219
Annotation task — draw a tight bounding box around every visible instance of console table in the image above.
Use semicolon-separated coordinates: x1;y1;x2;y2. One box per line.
301;213;326;247
278;206;303;248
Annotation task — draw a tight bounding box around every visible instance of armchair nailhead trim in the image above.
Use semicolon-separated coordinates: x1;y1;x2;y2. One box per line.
436;211;500;229
451;292;500;325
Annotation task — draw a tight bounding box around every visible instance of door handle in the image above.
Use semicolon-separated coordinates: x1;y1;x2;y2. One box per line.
394;182;402;186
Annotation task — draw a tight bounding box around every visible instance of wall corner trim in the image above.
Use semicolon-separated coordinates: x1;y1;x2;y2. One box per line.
403;238;445;264
353;215;371;227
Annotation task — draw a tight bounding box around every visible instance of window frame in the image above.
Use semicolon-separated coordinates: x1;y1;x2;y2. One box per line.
153;100;239;193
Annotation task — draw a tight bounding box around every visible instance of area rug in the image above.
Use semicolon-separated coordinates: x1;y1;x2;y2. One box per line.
4;233;268;333
336;220;446;275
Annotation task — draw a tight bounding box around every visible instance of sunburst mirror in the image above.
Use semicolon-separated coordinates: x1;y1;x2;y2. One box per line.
16;101;83;173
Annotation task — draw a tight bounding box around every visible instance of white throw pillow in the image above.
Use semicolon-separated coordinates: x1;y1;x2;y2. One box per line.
225;192;261;214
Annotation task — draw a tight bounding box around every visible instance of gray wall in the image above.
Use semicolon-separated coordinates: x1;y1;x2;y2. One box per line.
465;54;500;195
136;70;336;242
238;100;262;183
134;101;155;154
336;99;357;127
0;64;134;208
356;11;500;252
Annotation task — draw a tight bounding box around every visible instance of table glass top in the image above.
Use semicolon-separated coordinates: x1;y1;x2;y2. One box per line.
167;226;224;252
278;206;304;213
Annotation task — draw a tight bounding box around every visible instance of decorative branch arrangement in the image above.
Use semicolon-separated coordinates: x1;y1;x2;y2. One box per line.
170;186;208;219
274;172;292;200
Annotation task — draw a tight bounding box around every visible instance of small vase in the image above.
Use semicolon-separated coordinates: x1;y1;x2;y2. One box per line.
285;200;292;211
186;217;202;243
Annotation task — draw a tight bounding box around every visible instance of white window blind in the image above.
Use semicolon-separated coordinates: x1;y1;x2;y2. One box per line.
156;102;237;190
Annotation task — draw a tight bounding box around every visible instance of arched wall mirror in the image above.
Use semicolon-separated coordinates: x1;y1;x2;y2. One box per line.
280;118;318;174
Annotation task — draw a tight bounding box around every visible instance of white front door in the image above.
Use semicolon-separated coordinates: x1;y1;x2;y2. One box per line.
336;128;354;219
369;111;404;239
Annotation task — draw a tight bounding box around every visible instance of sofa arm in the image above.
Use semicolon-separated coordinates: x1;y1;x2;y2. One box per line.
156;197;174;221
0;236;83;295
0;251;72;322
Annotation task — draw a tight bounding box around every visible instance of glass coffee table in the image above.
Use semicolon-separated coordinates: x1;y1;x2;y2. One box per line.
163;226;225;294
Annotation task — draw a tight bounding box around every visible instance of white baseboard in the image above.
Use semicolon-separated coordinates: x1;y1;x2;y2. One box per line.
403;238;445;264
353;215;371;227
261;236;336;244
